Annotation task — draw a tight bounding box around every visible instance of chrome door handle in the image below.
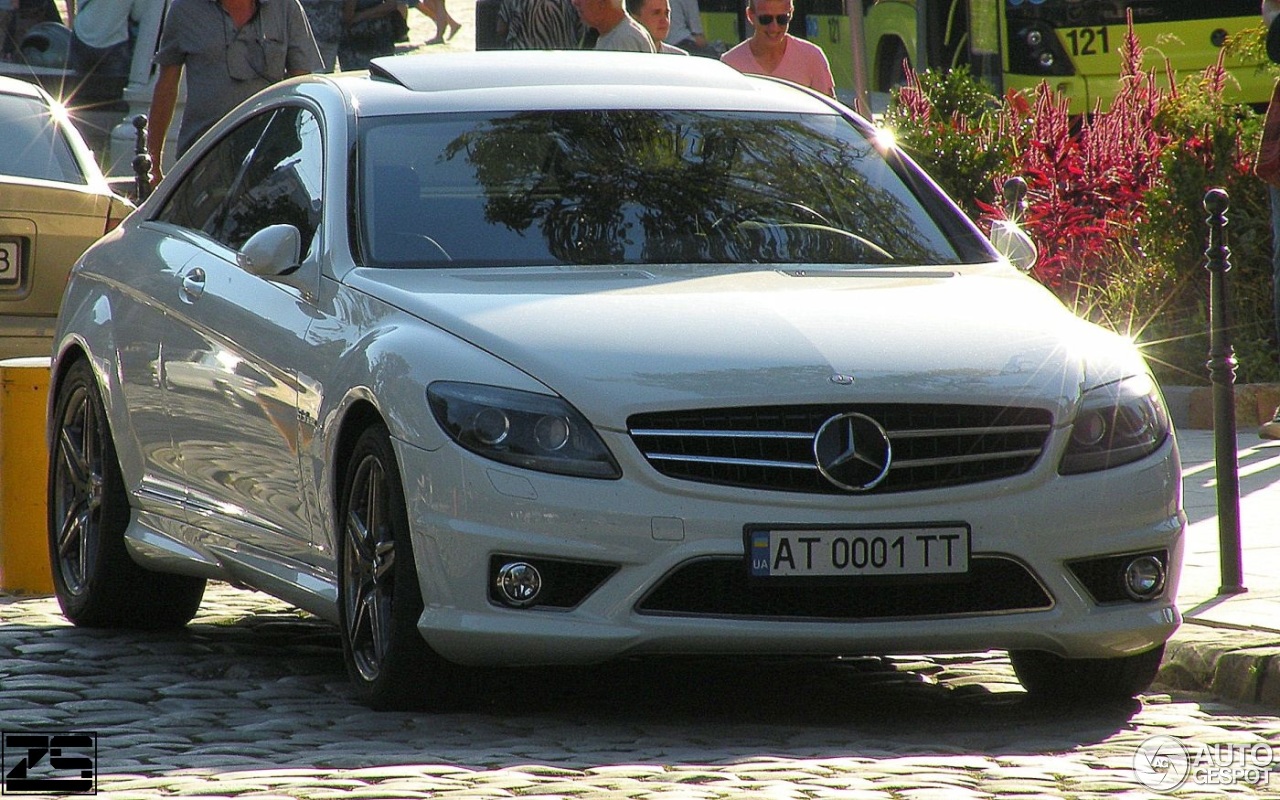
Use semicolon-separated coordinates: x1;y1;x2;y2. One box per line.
181;267;206;302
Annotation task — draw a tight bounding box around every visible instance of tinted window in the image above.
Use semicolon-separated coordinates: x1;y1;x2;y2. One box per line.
158;113;271;235
157;107;323;254
216;108;323;252
358;109;985;268
0;93;85;184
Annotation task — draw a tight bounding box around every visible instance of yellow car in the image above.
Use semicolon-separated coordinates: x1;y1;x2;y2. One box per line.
0;75;133;360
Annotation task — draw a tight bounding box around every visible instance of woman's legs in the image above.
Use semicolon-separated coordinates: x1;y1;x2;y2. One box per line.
415;0;460;43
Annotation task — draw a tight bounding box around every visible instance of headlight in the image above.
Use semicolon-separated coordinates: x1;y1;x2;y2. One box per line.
1059;375;1170;475
427;382;621;479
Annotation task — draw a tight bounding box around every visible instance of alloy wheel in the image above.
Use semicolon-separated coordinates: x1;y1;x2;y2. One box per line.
342;452;398;683
52;383;105;596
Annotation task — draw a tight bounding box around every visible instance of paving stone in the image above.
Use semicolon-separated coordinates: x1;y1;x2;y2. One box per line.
4;584;1280;798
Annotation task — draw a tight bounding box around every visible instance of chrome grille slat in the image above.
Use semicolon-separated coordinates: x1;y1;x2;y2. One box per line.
628;403;1053;495
892;447;1047;469
630;429;815;440
646;453;820;470
889;424;1052;439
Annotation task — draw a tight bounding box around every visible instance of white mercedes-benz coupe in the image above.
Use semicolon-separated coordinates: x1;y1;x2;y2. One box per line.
49;51;1183;709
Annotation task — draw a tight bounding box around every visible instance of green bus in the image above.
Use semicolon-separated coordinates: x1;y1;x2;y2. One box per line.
701;0;1271;114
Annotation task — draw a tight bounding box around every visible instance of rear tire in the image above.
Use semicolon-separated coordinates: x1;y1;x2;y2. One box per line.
1010;645;1165;704
337;423;468;710
48;358;205;628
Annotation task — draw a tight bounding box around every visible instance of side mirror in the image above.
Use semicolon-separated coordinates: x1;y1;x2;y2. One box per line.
238;224;301;277
989;220;1037;273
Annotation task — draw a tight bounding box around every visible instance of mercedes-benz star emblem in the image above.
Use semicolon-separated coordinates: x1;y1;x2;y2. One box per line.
813;412;892;491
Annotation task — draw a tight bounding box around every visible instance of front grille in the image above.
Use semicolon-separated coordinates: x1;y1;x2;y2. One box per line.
636;556;1053;619
628;403;1052;494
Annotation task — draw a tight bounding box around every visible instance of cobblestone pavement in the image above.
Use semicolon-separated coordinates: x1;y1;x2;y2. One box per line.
3;582;1279;799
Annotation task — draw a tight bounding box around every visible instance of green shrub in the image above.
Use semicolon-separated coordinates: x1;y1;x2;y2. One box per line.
881;66;1017;217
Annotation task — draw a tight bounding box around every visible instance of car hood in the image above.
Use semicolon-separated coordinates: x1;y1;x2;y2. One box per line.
355;265;1147;431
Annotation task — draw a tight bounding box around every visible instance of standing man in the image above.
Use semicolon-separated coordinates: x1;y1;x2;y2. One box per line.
666;0;711;56
573;0;653;52
719;0;833;96
148;0;323;182
626;0;686;53
67;0;148;99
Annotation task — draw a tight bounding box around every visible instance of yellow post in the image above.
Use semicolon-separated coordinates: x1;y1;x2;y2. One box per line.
0;356;53;594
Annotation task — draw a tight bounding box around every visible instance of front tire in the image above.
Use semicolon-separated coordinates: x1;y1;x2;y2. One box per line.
48;358;205;628
1010;645;1165;704
337;424;464;710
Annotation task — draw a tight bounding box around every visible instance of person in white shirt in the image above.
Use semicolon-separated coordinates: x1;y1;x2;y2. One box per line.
666;0;712;55
572;0;654;52
67;0;149;95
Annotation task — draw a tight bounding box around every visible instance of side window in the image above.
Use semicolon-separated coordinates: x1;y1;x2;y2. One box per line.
155;113;272;234
215;108;324;255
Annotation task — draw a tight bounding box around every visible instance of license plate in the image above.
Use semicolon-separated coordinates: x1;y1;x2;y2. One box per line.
0;240;20;287
748;525;969;577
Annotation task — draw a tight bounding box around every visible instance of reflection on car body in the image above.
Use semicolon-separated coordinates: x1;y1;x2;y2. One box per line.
48;51;1182;710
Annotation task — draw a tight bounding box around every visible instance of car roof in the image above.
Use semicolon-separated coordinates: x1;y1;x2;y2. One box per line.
0;74;52;101
319;51;842;117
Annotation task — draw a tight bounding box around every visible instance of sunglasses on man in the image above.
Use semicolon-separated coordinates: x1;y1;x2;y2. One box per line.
755;13;790;25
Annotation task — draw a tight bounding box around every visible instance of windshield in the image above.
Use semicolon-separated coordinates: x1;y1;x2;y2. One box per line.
0;93;85;185
357;109;991;268
1004;0;1258;26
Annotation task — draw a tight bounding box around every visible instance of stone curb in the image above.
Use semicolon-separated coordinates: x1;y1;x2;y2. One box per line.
1157;622;1280;708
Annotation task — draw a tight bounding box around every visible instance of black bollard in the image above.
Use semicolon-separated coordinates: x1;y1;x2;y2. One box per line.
1002;176;1027;224
1203;188;1245;595
131;115;152;203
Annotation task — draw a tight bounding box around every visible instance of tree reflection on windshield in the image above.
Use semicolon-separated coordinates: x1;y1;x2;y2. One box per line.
365;109;960;267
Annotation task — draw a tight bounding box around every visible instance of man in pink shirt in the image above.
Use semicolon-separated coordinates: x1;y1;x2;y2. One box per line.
720;0;834;96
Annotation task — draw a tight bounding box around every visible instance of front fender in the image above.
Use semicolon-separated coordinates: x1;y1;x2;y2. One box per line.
305;285;556;555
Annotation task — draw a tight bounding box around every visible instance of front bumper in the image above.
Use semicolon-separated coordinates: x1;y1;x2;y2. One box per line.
396;430;1183;667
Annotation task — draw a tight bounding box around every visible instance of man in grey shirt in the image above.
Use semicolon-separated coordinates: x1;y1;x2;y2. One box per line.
667;0;712;55
148;0;323;181
573;0;653;51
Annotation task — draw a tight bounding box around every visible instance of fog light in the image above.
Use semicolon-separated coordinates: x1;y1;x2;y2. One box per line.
496;561;542;607
1123;555;1166;601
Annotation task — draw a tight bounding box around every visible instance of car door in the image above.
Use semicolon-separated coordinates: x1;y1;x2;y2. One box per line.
151;105;325;565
